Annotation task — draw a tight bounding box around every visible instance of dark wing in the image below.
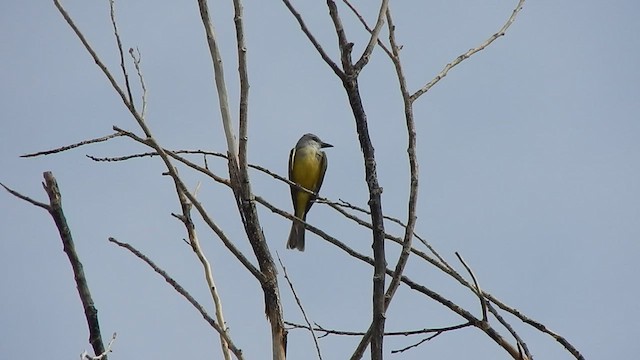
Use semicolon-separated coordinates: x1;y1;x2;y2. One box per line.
288;147;296;204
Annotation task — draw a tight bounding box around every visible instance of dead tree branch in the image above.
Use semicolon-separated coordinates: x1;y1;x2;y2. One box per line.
2;172;108;359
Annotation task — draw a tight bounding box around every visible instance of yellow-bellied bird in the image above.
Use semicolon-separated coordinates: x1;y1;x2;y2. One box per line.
287;133;333;251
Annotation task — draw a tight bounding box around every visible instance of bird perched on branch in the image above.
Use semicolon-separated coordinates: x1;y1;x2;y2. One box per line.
287;133;333;251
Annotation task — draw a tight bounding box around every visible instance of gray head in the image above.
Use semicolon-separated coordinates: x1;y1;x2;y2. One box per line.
296;133;333;149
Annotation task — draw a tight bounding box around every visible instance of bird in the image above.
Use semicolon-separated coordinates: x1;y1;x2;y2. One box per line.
287;133;333;251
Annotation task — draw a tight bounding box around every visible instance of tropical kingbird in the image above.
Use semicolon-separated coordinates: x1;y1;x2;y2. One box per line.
287;133;333;251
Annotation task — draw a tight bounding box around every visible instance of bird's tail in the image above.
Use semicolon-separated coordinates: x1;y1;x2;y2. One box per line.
286;220;305;251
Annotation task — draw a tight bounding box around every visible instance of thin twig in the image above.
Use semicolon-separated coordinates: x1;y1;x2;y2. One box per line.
280;0;345;79
110;126;262;281
411;0;526;101
285;321;471;337
487;303;531;360
455;252;488;322
390;332;442;354
487;295;584;360
333;199;452;271
383;0;419;317
128;47;147;119
108;0;133;106
0;182;50;210
108;237;244;359
82;332;117;360
174;182;232;360
277;254;323;360
341;0;393;57
52;0;137;120
21;133;124;158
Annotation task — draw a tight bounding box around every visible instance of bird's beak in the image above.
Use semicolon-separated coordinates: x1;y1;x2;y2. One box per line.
321;141;333;148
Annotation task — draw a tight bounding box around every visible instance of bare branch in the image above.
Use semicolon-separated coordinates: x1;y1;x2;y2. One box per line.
487;295;585;360
390;331;442;354
0;182;50;210
196;0;237;159
341;0;393;57
82;333;117;360
44;172;107;359
108;0;133;106
21;133;124;158
332;199;452;271
349;6;418;358
110;126;262;281
285;321;471;337
233;0;249;174
326;0;353;72
195;7;286;358
174;183;232;360
487;303;532;360
455;252;488;322
108;237;244;359
128;47;147;119
411;0;526;101
257;193;526;359
277;254;323;360
382;3;418;315
280;0;345;79
352;0;388;73
53;0;135;118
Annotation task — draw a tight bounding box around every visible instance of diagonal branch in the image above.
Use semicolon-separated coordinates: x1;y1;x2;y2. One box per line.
411;0;526;101
43;172;107;359
341;0;393;57
108;0;133;107
111;126;262;280
352;0;388;73
108;237;244;359
455;252;487;321
280;0;345;79
257;193;526;359
277;255;323;360
1;182;50;210
173;183;232;360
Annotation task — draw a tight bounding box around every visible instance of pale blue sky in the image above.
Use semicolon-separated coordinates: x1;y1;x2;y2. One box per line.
1;1;638;359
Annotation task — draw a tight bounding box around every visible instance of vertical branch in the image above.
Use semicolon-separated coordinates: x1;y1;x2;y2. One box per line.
196;0;238;160
233;0;249;171
324;2;387;358
381;5;418;310
129;48;147;119
326;0;353;71
197;1;286;359
108;0;134;107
